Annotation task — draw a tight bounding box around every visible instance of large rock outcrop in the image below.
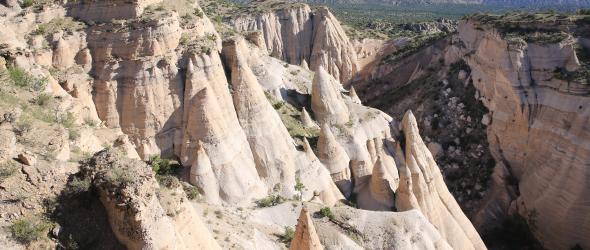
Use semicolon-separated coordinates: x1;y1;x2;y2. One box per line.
459;18;590;250
397;111;486;250
81;149;220;250
231;4;358;83
223;38;298;196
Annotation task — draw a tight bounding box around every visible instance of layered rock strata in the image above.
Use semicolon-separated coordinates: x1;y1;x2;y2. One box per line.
231;5;358;83
459;19;590;249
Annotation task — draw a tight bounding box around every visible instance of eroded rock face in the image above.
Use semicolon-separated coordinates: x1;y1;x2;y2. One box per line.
224;38;298;196
459;19;590;250
397;111;486;250
231;5;358;83
81;150;220;250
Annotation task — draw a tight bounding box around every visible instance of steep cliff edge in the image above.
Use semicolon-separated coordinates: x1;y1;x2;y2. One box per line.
458;14;590;250
231;3;358;83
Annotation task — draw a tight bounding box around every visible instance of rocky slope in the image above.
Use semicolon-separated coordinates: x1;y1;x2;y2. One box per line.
0;0;491;249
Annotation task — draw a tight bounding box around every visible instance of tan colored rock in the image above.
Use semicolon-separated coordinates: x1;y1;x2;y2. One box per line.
298;137;345;206
349;86;362;104
317;124;352;197
182;87;265;204
290;207;323;250
300;107;319;130
18;151;36;166
459;19;590;249
82;150;221;250
397;111;486;250
68;0;163;22
189;142;220;204
0;125;16;161
367;156;395;210
224;38;299;196
311;67;349;125
231;4;358;83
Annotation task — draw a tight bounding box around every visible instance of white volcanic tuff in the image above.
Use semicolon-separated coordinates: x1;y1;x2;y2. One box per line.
459;20;590;250
189;142;221;204
68;0;164;22
397;111;487;250
183;87;266;204
311;67;350;125
224;38;298;196
89;12;184;158
317;124;353;198
231;5;358;83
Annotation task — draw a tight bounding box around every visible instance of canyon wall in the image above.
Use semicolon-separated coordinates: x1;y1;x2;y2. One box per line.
459;19;590;250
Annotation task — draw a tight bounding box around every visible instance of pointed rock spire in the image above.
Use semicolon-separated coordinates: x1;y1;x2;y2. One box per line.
300;107;319;129
190;141;220;204
368;156;395;210
397;110;487;250
349;86;361;104
301;60;309;70
302;137;317;160
311;67;349;125
289;207;323;250
317;123;352;197
225;38;297;196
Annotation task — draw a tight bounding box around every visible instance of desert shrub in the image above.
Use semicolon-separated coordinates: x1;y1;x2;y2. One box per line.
149;155;180;175
83;117;97;127
294;178;304;192
66;176;91;195
255;194;285;208
20;0;34;8
318;207;334;220
15;118;33;134
0;161;19;183
9;217;51;244
57;112;76;129
179;33;190;45
68;129;80;141
577;9;590;15
184;185;201;200
279;226;294;245
7;66;35;88
105;167;134;185
33;93;52;106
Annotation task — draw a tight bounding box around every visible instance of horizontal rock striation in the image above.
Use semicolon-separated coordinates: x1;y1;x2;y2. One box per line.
231;5;358;83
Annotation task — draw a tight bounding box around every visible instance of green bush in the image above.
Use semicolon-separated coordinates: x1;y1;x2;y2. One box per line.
255;194;285;208
68;129;80;141
279;226;294;245
149;155;180;175
33;93;52;106
9;217;51;244
57;112;76;129
319;207;334;220
7;66;35;88
105;167;134;185
0;161;19;183
294;178;304;192
184;185;201;200
66;176;91;195
20;0;34;8
15;118;33;134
